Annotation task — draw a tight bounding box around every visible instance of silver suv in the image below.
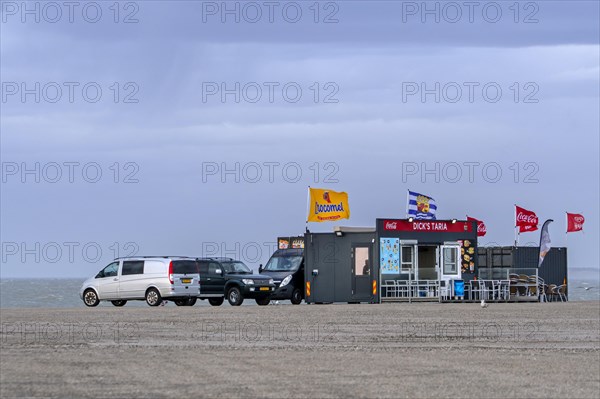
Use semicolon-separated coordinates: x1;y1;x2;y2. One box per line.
79;256;200;307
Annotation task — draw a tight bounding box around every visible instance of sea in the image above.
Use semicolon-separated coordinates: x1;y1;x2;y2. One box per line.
1;275;599;308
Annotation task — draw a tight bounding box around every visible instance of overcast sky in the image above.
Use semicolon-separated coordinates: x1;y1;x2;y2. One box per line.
1;0;599;279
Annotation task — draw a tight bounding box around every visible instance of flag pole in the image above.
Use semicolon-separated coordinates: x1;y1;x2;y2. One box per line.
406;189;410;219
514;204;518;247
305;186;311;233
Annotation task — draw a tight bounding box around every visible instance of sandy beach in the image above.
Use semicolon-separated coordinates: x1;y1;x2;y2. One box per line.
1;301;599;398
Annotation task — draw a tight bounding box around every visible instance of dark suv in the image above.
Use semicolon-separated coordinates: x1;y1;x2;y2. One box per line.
197;258;275;306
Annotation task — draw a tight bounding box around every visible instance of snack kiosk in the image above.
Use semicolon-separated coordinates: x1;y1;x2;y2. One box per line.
304;219;478;303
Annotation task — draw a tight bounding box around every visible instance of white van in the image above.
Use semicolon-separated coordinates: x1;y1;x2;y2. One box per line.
80;256;200;307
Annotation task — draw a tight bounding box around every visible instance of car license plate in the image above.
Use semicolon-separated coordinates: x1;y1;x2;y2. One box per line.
181;278;191;284
259;287;270;291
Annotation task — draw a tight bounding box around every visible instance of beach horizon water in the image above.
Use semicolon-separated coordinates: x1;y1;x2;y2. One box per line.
1;274;598;308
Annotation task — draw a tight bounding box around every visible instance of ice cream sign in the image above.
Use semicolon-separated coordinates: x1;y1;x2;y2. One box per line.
383;220;472;233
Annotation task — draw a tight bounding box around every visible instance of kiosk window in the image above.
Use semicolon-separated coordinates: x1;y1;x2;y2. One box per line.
354;247;370;276
443;247;458;275
401;246;414;273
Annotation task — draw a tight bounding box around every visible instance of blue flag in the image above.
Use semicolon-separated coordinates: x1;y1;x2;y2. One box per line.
407;190;437;220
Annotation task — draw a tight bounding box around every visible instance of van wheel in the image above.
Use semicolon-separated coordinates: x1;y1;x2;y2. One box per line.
83;289;99;307
290;289;303;305
209;297;224;306
111;300;127;307
146;288;162;306
174;299;188;306
227;287;244;306
185;297;197;306
255;297;270;306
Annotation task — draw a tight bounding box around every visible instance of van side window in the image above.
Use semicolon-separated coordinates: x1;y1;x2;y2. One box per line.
208;262;221;275
102;262;119;277
198;261;209;274
122;261;144;275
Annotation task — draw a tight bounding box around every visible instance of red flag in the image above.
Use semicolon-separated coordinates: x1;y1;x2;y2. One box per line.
515;205;539;233
467;216;487;237
566;213;585;233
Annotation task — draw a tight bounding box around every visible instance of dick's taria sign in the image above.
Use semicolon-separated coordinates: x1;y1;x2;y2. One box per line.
383;220;473;233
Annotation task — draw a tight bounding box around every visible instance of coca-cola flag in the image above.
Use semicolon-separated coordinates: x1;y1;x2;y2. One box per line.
515;205;539;233
566;213;585;233
467;216;487;237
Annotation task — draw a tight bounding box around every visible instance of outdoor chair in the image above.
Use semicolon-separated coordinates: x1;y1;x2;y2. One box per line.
544;284;552;302
470;280;481;301
509;283;518;297
463;281;472;301
397;281;409;298
497;280;510;301
537;277;547;302
527;275;538;296
439;281;451;301
384;280;397;298
547;284;558;302
528;283;538;298
557;284;567;302
479;280;491;301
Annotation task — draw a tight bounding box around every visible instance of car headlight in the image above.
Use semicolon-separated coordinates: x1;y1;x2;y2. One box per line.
279;275;292;287
242;279;254;285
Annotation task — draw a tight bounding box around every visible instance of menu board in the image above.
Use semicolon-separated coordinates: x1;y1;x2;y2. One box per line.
278;238;290;249
460;239;475;273
291;237;304;249
380;237;400;274
278;236;304;250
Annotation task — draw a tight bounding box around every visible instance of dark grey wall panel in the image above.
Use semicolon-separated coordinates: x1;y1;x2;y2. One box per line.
304;232;375;303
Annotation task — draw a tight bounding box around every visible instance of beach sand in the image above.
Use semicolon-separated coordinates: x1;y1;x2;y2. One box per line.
1;301;599;398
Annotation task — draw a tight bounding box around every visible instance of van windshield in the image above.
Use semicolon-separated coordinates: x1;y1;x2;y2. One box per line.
263;256;302;272
221;261;252;274
172;260;199;274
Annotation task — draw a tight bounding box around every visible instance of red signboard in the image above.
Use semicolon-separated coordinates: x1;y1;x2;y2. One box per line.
383;220;473;233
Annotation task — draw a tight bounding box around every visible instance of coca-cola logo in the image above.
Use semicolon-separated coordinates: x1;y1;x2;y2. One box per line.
517;212;538;224
385;221;397;230
574;216;584;223
477;223;486;233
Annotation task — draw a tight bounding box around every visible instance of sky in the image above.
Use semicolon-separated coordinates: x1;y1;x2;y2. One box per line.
1;0;599;279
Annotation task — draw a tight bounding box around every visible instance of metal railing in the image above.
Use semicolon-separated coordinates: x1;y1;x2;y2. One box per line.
381;279;441;301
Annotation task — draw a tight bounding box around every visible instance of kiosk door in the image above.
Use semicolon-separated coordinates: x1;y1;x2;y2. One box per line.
351;245;372;300
399;241;417;280
439;244;461;293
